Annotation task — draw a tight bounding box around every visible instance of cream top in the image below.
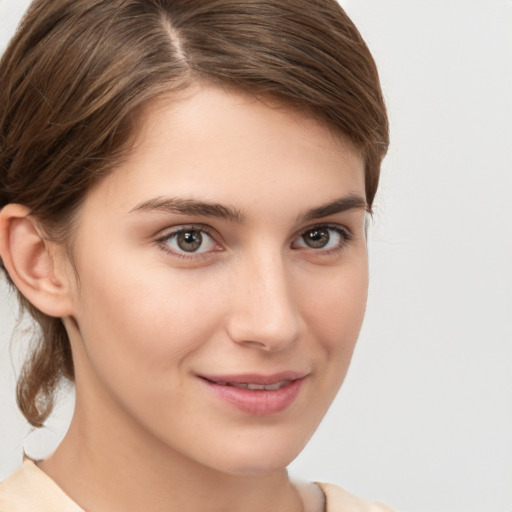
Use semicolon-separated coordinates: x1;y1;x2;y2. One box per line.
0;459;395;512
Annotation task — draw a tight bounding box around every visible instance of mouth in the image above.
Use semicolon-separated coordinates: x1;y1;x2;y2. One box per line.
198;372;307;415
204;379;293;391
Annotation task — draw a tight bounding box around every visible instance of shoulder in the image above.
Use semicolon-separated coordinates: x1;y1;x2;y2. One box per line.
0;459;83;512
317;482;396;512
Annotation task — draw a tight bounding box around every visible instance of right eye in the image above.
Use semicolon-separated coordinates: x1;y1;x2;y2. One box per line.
158;227;218;256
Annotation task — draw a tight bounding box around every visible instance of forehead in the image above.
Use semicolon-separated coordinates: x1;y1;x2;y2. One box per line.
135;84;359;151
85;85;365;216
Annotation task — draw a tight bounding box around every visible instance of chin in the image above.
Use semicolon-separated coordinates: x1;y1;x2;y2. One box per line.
206;431;311;476
219;455;295;477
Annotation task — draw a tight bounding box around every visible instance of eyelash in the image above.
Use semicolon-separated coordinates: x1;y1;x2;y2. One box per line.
155;224;353;260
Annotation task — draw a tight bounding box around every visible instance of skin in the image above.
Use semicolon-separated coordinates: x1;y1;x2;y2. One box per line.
4;86;369;511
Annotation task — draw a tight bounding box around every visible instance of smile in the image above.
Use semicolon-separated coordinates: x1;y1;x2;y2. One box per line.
198;372;306;416
208;380;292;391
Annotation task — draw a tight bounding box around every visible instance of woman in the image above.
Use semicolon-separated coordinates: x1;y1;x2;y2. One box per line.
0;1;391;510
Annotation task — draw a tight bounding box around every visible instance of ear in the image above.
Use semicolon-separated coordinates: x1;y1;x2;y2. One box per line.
0;204;74;318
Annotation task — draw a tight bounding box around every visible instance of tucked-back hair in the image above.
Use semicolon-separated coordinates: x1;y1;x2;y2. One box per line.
0;0;388;427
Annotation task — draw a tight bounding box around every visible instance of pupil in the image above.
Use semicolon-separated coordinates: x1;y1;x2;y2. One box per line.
177;231;202;252
305;229;329;248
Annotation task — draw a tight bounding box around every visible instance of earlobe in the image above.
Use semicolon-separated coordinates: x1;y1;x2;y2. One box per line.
0;204;74;318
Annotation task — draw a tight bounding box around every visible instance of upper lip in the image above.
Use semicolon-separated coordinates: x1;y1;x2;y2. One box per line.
198;371;308;385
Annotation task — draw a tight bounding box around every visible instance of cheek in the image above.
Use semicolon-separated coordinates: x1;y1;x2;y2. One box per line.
71;256;224;393
300;255;369;404
304;256;369;353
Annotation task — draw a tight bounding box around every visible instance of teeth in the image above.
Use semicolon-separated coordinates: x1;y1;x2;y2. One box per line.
247;383;267;390
215;380;290;390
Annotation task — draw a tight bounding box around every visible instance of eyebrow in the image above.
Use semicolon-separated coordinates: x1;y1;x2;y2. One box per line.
129;194;367;223
129;196;244;222
298;194;368;222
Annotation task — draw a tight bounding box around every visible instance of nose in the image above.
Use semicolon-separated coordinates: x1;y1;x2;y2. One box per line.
226;249;302;352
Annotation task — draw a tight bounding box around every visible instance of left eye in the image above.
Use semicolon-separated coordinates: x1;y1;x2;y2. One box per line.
293;226;349;250
162;228;217;254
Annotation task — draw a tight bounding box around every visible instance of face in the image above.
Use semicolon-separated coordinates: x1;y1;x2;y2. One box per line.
62;86;368;476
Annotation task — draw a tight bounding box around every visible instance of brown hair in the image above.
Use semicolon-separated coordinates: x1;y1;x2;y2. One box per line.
0;0;388;427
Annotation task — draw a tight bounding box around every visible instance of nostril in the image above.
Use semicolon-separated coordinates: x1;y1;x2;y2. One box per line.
238;339;272;351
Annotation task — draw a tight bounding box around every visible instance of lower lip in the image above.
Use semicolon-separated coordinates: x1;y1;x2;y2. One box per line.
200;378;304;416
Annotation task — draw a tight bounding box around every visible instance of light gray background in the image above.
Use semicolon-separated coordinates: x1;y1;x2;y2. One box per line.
1;1;511;511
